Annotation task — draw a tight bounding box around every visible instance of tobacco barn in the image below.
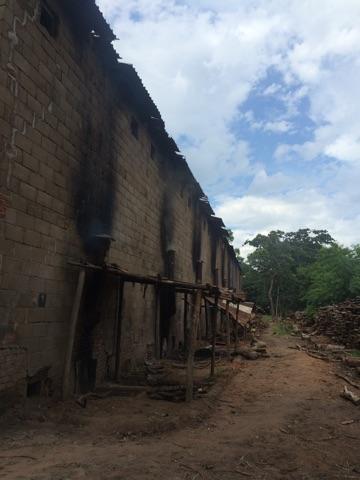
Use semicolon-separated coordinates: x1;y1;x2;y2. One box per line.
0;0;243;402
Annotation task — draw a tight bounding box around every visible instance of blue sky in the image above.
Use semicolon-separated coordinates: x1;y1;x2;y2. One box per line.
96;0;360;255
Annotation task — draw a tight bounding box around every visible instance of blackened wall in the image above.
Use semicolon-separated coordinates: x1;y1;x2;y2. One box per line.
0;0;242;394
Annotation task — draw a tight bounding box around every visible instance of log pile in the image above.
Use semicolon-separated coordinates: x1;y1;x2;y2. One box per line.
144;360;210;402
148;383;209;402
314;297;360;348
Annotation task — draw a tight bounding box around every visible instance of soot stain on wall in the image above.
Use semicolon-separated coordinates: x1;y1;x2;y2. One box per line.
192;199;202;274
210;229;219;280
74;106;116;261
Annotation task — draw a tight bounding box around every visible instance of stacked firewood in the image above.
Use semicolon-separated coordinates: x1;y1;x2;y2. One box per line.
144;360;210;402
314;297;360;348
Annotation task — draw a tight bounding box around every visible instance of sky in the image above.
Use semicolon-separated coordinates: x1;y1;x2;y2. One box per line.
96;0;360;256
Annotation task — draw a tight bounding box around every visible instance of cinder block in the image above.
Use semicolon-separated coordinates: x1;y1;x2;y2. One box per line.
29;172;45;190
15;132;33;154
19;182;37;201
23;153;39;172
37;190;52;208
17;211;35;230
5;223;24;242
24;229;41;247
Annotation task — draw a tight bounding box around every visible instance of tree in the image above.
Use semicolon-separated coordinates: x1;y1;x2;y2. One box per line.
302;245;354;307
244;230;295;318
301;244;360;308
349;245;360;296
242;229;335;317
226;228;234;243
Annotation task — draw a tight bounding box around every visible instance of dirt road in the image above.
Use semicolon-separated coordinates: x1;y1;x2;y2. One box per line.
1;330;360;480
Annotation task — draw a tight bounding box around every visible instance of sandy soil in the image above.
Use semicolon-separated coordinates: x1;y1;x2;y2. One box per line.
1;329;360;480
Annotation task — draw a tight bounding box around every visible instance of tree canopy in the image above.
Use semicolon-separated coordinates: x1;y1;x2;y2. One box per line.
239;228;360;316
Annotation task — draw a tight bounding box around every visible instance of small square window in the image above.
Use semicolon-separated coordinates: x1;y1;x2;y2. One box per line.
40;1;59;38
131;117;139;139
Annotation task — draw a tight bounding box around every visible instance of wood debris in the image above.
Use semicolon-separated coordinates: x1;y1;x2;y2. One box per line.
144;360;211;402
313;297;360;349
341;386;360;406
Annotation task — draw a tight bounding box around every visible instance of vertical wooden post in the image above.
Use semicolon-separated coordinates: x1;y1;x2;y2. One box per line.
225;300;231;360
154;285;161;359
63;268;86;399
234;301;240;354
204;298;209;340
114;279;124;380
186;289;202;402
183;293;188;353
210;296;218;378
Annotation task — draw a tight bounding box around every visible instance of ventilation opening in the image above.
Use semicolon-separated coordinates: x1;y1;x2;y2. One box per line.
130;117;139;139
27;380;41;397
40;1;59;38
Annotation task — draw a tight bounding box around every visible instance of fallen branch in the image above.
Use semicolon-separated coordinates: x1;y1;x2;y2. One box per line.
335;373;360;390
306;351;329;361
341;386;360;406
215;469;252;477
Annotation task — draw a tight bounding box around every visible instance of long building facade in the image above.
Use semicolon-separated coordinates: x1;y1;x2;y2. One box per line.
0;0;242;400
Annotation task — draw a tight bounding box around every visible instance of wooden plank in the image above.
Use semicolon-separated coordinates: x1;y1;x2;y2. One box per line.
183;293;188;354
204;298;209;340
68;260;246;302
210;297;218;378
225;300;231;360
62;268;86;399
234;302;240;354
186;289;202;402
154;285;161;359
114;279;124;379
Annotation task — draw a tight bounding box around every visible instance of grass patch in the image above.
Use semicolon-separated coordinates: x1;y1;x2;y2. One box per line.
347;349;360;357
272;321;294;336
261;315;273;325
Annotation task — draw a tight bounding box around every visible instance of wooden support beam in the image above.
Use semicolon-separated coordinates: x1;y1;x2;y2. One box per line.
62;268;86;399
183;293;188;353
225;300;231;360
154;285;161;359
210;297;218;378
204;298;209;340
186;289;202;402
234;301;240;354
114;279;124;380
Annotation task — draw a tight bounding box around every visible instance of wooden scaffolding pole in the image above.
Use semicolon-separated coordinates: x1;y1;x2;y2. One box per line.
186;289;202;402
183;293;188;353
210;296;218;378
154;285;161;359
225;300;231;360
114;279;124;380
205;298;212;340
234;301;240;354
63;268;86;399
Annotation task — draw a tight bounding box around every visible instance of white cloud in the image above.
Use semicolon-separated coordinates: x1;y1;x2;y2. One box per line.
96;0;360;248
262;83;281;96
216;189;360;253
263;120;293;133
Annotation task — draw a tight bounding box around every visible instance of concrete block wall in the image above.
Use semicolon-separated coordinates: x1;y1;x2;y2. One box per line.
0;345;27;406
0;0;242;395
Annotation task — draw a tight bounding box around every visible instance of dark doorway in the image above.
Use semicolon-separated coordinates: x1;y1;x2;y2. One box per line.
159;286;176;358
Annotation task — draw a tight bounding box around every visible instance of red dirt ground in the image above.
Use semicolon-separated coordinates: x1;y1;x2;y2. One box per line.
1;329;360;480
